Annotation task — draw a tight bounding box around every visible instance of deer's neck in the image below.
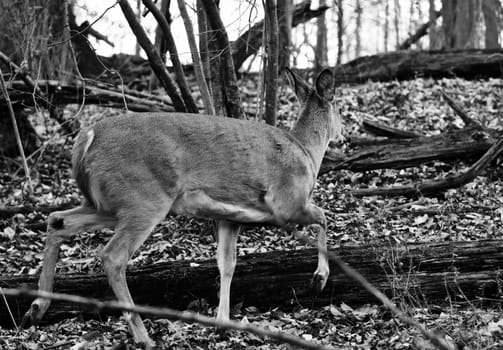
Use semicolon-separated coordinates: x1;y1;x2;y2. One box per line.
290;105;331;174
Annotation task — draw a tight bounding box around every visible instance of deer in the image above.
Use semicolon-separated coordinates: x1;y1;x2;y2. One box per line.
22;68;343;346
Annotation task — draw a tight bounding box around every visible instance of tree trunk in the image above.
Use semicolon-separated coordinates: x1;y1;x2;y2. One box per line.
201;0;244;119
277;0;293;70
197;0;214;112
393;0;400;48
135;0;142;56
231;0;329;72
315;0;328;72
3;239;503;328
428;0;440;49
149;0;170;90
336;0;343;64
384;0;389;52
442;0;482;49
264;0;279;126
355;0;362;58
482;0;501;49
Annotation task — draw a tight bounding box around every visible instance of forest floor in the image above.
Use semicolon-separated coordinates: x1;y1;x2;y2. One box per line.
1;76;503;349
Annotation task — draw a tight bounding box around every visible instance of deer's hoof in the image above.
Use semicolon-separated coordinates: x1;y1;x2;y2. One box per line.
310;272;328;294
21;303;41;328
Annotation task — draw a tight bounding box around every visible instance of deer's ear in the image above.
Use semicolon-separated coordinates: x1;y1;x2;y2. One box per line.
285;68;310;102
315;69;335;100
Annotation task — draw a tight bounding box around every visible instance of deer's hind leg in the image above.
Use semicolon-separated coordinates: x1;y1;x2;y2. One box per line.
99;199;172;347
23;205;117;327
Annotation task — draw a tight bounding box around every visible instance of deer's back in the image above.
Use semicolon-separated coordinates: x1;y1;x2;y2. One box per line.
72;113;316;224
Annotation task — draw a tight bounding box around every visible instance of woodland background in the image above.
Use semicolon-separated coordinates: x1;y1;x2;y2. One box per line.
1;0;503;349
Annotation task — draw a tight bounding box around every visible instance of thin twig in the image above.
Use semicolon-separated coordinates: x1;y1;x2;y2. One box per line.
0;50;51;110
0;287;18;330
3;288;337;350
0;69;33;196
440;90;477;127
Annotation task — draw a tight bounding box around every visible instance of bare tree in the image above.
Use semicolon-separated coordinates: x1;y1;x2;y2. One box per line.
135;0;142;56
150;0;170;90
428;0;440;49
315;0;328;72
142;0;198;113
264;0;279;126
177;0;214;115
277;0;293;70
442;0;482;49
200;0;244;119
118;0;186;111
394;0;401;48
384;0;389;52
482;0;501;48
336;0;343;65
355;0;362;58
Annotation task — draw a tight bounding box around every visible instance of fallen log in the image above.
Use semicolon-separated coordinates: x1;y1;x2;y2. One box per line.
1;239;503;328
334;49;503;85
1;80;174;112
352;137;503;197
320;123;497;173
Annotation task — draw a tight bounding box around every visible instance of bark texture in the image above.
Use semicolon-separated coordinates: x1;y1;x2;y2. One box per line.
2;240;503;328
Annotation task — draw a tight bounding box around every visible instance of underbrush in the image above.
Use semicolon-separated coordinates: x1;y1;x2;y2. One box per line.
1;77;503;349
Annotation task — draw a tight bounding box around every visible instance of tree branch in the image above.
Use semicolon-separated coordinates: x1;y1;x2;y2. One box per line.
440;89;478;126
3;288;336;350
0;69;33;195
398;10;441;50
142;0;198;113
118;0;186;112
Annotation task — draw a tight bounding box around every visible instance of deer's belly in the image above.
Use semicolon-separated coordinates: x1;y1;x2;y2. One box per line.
171;189;273;223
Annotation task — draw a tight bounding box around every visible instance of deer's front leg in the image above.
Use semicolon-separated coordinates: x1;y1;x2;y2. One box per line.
215;220;240;322
312;223;329;292
295;204;329;293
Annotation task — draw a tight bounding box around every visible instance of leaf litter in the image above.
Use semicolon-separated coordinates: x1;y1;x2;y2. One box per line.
1;77;503;348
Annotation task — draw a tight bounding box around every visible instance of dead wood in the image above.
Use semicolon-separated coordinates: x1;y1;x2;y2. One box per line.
334;49;503;85
362;120;421;139
352;137;503;197
321;123;497;173
2;239;502;328
1;80;174;112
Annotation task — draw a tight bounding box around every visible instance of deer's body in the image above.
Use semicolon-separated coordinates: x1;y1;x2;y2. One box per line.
75;113;317;225
24;69;342;347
